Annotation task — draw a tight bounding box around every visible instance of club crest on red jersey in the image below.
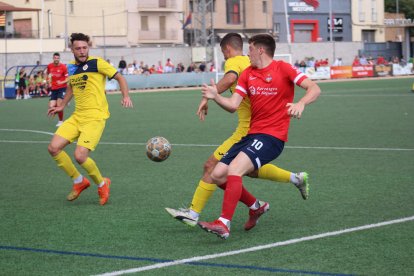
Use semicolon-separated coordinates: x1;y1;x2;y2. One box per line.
265;74;272;83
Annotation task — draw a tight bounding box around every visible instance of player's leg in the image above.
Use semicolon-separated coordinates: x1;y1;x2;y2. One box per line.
56;89;64;126
76;120;110;205
249;164;309;200
165;134;241;226
49;116;92;201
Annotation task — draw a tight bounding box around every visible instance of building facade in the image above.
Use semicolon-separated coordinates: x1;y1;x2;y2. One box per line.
273;0;385;43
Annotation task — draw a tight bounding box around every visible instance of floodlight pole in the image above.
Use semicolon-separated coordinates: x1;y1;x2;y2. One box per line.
283;0;291;55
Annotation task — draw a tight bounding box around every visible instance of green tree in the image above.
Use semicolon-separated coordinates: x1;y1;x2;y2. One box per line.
385;0;414;19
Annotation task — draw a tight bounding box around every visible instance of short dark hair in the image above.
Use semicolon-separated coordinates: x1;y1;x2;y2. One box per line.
220;33;243;50
248;34;276;57
53;52;60;57
70;33;90;45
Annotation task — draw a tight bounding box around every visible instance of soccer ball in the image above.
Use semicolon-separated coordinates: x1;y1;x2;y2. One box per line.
146;136;171;162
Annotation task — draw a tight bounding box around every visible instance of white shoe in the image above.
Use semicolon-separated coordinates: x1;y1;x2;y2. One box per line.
294;172;309;200
165;207;198;227
56;121;63;127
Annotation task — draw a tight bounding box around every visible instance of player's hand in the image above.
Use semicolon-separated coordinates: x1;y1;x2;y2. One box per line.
196;97;209;121
121;96;133;108
47;105;64;117
286;102;305;119
201;79;218;100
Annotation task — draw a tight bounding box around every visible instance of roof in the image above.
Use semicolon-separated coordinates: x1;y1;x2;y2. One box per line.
0;1;40;12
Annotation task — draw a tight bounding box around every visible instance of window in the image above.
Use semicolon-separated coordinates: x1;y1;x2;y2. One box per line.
262;1;267;13
69;0;74;14
371;0;377;22
207;0;216;12
141;16;148;31
358;0;365;22
226;0;240;24
273;23;280;34
189;0;194;12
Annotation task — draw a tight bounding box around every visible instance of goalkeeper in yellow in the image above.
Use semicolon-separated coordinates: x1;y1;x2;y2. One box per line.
165;33;309;227
47;33;133;205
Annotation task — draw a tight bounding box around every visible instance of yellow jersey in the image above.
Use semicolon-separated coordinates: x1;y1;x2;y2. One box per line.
224;55;251;128
67;56;117;120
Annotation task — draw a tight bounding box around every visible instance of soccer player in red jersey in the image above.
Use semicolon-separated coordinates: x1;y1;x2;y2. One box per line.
198;34;321;239
46;52;68;127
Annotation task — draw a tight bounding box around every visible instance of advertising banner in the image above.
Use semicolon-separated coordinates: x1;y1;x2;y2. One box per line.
305;66;331;80
392;63;413;75
374;65;392;77
352;65;374;78
330;66;352;79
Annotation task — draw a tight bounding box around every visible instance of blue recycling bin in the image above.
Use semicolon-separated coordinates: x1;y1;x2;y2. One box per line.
4;86;16;99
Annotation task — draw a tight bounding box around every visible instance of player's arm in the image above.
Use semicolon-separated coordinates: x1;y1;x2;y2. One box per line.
113;73;133;108
286;78;321;119
202;79;243;113
47;84;73;116
196;72;237;120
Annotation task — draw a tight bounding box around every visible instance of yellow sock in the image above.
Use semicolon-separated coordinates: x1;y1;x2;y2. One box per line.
52;151;81;180
190;180;217;214
80;157;104;185
258;164;291;183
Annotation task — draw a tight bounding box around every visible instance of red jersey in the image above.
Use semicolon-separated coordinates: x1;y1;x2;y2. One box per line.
47;63;68;90
235;60;307;142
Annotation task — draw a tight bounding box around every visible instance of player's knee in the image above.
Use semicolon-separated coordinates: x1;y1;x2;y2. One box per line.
74;151;87;164
247;170;259;178
47;143;60;156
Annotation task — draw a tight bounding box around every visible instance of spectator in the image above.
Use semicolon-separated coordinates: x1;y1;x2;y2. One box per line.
127;63;135;75
199;62;206;72
16;67;29;100
352;56;361;66
333;57;343;66
186;63;196;72
175;62;185;73
156;61;164;74
359;55;368;65
118;56;127;74
165;58;174;73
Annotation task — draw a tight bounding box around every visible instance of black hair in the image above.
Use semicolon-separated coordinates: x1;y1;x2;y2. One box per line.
53;52;60;57
220;33;243;50
248;34;276;57
70;33;90;45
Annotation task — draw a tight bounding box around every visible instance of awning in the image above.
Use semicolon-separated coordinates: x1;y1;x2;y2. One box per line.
0;1;40;12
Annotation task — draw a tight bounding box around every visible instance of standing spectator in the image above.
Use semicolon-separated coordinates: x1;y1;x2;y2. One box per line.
199;62;206;72
187;62;196;72
118;56;127;74
333;57;343;66
16;67;29;100
46;52;68;127
165;58;174;73
156;61;164;74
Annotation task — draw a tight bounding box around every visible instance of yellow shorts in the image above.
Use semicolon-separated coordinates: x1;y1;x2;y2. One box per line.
213;125;249;160
55;115;106;151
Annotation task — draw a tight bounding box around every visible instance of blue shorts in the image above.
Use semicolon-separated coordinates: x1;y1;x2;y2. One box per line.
50;88;66;101
220;134;285;170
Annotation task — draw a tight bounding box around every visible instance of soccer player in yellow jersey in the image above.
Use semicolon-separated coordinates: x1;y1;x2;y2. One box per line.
47;33;133;205
165;33;309;226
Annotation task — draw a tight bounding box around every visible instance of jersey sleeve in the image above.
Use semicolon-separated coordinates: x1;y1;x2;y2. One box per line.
282;62;307;86
97;58;118;79
224;58;241;77
234;69;249;98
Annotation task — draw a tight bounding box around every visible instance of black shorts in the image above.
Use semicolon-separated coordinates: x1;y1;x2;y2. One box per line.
50;88;66;101
220;133;285;170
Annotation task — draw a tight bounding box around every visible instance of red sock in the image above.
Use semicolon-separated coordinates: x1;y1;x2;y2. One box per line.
220;175;242;220
218;181;256;208
58;111;63;121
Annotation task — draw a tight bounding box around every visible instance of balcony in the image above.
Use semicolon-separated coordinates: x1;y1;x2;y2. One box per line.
137;0;179;12
138;29;179;42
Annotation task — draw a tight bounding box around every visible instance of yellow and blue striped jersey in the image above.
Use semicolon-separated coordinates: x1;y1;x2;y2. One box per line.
67;56;117;120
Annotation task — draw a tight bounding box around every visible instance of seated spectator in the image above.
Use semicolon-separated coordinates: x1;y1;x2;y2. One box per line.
359;55;368;65
127;63;135;75
377;55;388;65
175;62;185;73
333;57;342;66
199;62;206;72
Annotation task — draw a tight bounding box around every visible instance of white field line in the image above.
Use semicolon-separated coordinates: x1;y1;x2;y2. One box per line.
0;129;413;152
94;215;414;275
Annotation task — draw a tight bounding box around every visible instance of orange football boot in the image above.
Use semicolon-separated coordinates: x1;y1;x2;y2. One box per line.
67;177;90;201
98;177;111;205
